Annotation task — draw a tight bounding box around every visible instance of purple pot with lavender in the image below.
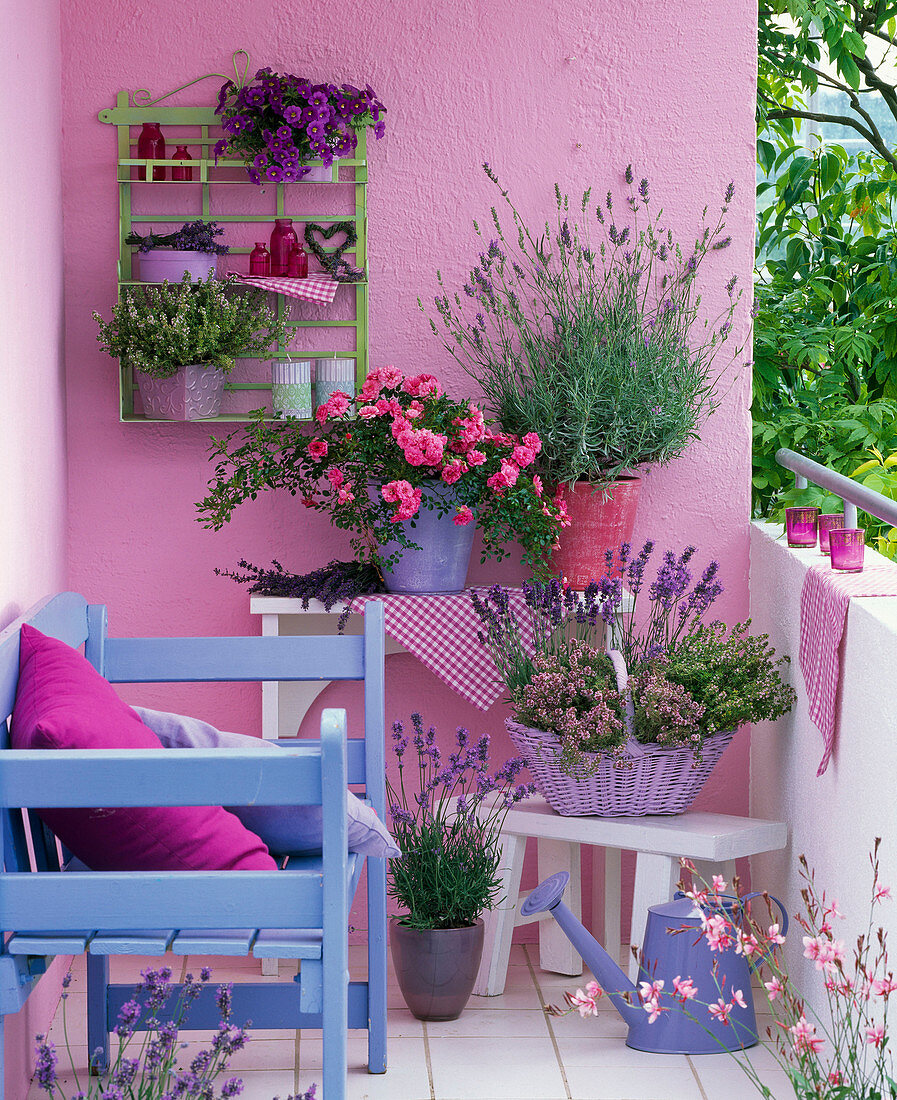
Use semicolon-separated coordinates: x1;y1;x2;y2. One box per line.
126;220;229;284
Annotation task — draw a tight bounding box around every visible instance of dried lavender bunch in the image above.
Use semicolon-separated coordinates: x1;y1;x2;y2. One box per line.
126;219;230;254
215;559;383;631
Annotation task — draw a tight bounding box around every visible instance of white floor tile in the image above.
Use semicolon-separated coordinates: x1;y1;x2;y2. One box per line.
467;984;543;1010
564;1062;703;1100
178;1037;298;1072
298;1036;429;1099
428;1035;566;1099
228;1069;297;1098
426;1008;550;1039
557;1037;692;1069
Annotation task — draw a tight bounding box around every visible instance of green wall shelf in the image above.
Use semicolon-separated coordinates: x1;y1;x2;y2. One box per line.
100;91;369;423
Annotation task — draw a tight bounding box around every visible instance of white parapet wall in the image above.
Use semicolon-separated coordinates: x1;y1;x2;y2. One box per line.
750;520;897;1024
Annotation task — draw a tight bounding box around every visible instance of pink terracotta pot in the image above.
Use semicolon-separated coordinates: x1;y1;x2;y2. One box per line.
550;477;642;588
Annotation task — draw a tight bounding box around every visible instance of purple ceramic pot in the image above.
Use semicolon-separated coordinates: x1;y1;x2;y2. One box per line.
135;363;225;421
138;250;217;283
389;918;484;1021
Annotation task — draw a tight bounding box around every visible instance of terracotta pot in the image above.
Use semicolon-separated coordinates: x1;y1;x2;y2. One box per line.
551;477;642;588
389;918;484;1021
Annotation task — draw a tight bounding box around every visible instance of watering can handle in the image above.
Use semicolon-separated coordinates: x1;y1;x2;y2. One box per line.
740;891;789;972
606;649;644;759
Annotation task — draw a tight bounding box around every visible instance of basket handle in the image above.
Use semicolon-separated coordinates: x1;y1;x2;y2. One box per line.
606;649;645;759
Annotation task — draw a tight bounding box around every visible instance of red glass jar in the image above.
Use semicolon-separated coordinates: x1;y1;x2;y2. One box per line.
270;219;299;276
171;145;193;182
249;242;271;276
287;243;309;278
137;122;166;182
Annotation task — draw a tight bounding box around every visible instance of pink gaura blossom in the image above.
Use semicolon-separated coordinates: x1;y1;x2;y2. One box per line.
701;913;735;952
789;1016;824;1054
307;440;328;459
731;988;747;1009
711;875;727;894
875;885;892;904
873;975;897;998
643;996;667;1024
672;976;698;1002
736;931;760;956
639;979;665;1002
828;1071;843;1086
803;934;845;972
866;1024;886;1047
567;981;603;1017
708;999;733;1026
767;923;786;945
764;977;785;1001
453;505;474;527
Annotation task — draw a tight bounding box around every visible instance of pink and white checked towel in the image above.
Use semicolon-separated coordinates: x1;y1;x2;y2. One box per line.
799;558;897;775
347;588;533;711
237;272;339;304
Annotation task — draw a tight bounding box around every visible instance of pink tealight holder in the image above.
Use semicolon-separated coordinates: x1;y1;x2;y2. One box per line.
829;528;865;573
818;513;846;555
785;506;820;548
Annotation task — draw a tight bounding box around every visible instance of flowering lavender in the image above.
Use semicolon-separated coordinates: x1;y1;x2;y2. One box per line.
125;220;229;255
387;713;534;929
32;968;318;1100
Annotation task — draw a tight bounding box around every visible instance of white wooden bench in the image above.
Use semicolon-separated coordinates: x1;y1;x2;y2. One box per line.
474;796;788;994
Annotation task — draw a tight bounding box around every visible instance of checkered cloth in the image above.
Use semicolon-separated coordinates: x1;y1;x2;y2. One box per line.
347;588;534;711
237;272;339;304
799;558;897;775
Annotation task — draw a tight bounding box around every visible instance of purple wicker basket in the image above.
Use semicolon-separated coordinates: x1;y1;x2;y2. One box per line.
506;650;736;817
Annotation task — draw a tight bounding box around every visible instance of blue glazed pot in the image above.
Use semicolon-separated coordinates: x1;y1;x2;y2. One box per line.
370;482;476;594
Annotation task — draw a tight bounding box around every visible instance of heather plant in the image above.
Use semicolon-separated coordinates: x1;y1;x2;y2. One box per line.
426;163;744;487
215;67;385;183
93;274;287;379
386;714;534;930
33;965;318;1100
125;220;230;254
627;666;705;751
197;365;566;577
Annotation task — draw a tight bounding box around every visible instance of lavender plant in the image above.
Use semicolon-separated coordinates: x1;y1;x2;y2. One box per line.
125;220;230;254
426;164;745;487
386;714;535;930
33;966;318;1100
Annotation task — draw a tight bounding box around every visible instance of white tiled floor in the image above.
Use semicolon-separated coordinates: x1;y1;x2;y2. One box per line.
26;945;788;1100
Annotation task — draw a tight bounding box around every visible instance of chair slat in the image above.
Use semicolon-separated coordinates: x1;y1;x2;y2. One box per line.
170;929;256;956
7;932;92;955
89;930;175;955
253;930;323;959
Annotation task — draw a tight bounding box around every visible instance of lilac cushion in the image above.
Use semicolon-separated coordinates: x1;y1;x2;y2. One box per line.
135;707;401;859
10;625;277;872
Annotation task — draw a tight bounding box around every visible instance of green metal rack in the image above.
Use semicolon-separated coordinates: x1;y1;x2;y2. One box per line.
99;91;369;422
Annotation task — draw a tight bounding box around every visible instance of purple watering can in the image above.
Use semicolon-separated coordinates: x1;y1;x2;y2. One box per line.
523;872;788;1055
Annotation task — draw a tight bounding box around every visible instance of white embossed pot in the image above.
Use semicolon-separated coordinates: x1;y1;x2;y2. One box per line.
135;363;226;421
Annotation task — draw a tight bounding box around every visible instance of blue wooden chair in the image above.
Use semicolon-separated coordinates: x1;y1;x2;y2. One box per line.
0;592;388;1100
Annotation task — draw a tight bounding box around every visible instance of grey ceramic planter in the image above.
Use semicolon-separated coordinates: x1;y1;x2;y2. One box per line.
135;363;226;421
389;918;484;1021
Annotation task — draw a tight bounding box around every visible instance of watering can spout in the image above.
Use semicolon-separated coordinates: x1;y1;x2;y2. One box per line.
522;873;642;1029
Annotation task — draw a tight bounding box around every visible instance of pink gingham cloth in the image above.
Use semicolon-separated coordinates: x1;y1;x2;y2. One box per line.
347;588;533;711
799;558;897;775
236;272;339;304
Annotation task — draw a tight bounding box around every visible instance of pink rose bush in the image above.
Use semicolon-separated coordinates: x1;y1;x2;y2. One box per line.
199;365;564;576
552;844;896;1099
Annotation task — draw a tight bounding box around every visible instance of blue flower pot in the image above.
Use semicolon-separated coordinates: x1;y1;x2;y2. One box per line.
370;482;476;594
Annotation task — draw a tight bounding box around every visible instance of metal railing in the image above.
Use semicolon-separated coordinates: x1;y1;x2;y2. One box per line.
776;448;897;530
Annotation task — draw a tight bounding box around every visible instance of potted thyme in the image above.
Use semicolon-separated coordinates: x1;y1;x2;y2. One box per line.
427;164;745;587
386;713;534;1020
93;274;287;421
472;544;796;816
126;219;229;283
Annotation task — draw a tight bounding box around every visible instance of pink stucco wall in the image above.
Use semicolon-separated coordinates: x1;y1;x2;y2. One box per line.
60;0;756;932
0;0;69;1095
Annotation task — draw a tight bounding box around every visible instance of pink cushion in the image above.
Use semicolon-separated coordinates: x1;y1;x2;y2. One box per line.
10;625;277;872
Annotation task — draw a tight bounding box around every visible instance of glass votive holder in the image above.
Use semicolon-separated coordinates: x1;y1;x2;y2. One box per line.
785;506;820;548
829;528;865;573
271;360;313;419
315;357;356;414
818;513;846;555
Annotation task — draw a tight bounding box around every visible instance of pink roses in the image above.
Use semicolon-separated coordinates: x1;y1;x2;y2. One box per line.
381;479;423;522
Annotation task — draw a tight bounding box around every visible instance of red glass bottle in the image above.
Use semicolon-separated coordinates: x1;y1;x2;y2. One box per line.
249;242;271;276
270;219;298;276
171;145;193;182
287;242;309;278
137;122;166;182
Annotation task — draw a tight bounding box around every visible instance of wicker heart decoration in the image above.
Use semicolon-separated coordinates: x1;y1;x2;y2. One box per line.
304;221;364;282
